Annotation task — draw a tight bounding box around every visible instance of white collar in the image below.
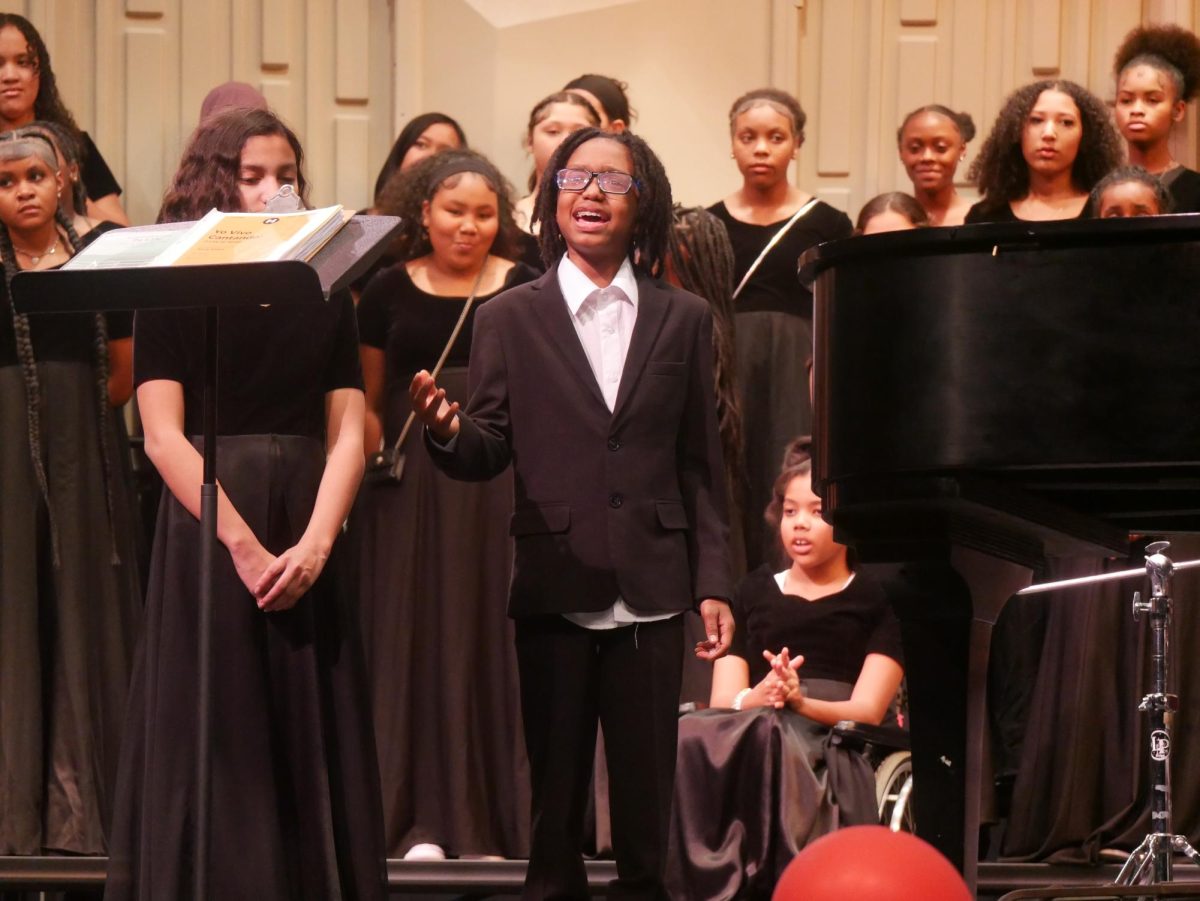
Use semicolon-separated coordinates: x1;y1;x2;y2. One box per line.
556;255;639;316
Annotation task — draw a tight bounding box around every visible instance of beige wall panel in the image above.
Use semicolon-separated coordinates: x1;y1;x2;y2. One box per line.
30;1;97;130
262;0;292;68
334;114;370;207
123;27;170;220
815;0;856;177
1028;0;1062;74
125;0;165;15
334;0;368;100
889;36;939;190
180;0;233;134
950;0;987;188
900;0;938;26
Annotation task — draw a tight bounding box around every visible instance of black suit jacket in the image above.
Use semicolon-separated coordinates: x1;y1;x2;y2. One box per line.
427;265;733;618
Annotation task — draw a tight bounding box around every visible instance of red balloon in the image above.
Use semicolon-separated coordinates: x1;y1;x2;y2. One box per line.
772;826;971;901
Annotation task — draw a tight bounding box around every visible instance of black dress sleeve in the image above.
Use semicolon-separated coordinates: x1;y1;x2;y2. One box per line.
865;601;904;666
80;133;122;200
134;308;197;387
323;291;365;392
356;272;392;350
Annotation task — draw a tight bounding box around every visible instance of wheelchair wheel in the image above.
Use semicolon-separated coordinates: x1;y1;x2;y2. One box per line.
875;750;914;832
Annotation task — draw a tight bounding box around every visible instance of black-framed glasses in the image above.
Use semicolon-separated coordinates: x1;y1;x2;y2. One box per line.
556;168;640;195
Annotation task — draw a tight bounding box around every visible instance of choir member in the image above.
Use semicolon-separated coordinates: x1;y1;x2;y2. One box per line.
0;14;129;224
855;191;930;234
897;105;975;226
709;87;852;568
1112;23;1200;212
563;73;635;133
1089;165;1171;218
966;79;1121;223
354;148;537;862
106;107;386;900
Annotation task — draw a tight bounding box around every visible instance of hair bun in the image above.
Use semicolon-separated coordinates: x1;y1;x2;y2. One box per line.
953;111;977;143
1114;24;1200;101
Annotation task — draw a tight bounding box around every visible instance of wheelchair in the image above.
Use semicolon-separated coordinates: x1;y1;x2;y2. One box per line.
830;719;914;832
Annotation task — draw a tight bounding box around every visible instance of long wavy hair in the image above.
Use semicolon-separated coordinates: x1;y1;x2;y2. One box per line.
376;148;520;262
0;14;80;135
158;108;308;223
532;127;672;274
968;80;1122;208
667;206;743;486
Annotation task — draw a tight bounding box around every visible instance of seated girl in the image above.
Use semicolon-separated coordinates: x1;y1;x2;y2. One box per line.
667;438;905;901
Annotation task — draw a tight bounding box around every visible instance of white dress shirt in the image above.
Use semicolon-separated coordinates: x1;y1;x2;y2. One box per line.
556;255;678;630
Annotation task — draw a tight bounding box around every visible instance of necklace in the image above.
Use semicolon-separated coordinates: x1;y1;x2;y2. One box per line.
12;234;58;265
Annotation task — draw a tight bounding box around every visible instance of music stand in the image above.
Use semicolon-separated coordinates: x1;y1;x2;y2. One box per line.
11;214;400;900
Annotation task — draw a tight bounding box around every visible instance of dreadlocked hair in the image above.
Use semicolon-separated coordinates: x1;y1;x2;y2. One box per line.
1114;24;1200;102
667;205;744;484
0;15;82;139
968;79;1123;208
375;148;521;262
532;127;673;274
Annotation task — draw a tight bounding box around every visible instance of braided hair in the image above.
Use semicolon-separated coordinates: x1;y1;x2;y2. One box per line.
667;206;743;484
0;157;116;564
532;127;673;274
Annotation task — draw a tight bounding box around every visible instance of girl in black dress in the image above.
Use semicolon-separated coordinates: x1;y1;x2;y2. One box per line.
709;87;852;568
0;14;129;225
0;128;140;859
106;108;385;900
965;79;1121;223
668;439;904;901
355;149;537;862
896;105;975;226
1112;24;1200;213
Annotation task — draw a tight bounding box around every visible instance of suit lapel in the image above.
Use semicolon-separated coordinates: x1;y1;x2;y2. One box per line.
611;273;669;423
528;269;609;410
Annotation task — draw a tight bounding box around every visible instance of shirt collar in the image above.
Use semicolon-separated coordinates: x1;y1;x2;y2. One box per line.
556;255;639;316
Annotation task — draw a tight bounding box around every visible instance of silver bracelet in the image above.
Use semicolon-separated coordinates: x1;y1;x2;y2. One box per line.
731;688;752;711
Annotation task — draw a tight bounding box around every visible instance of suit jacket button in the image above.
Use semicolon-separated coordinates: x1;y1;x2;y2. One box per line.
607;438;621;451
609;493;623;508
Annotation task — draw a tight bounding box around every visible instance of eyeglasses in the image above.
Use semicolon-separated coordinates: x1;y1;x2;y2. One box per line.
556;168;639;195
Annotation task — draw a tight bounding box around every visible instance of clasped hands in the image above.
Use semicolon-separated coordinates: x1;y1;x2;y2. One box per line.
231;535;329;613
757;646;806;711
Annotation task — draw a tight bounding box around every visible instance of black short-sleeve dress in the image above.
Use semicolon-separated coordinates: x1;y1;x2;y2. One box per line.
106;294;386;900
708;201;853;568
668;566;904;901
352;261;537;858
0;231;140;856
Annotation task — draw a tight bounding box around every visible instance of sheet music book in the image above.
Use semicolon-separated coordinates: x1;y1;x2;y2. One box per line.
63;206;351;271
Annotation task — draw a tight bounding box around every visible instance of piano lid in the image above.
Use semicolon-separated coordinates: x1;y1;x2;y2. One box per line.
803;214;1200;562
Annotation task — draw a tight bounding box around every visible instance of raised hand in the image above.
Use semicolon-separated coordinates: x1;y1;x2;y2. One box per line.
409;369;461;442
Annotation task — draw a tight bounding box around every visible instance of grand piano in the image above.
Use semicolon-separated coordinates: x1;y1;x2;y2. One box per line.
801;215;1200;892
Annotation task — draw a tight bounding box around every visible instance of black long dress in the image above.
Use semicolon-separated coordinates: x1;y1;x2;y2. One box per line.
0;263;140;856
105;294;386;900
667;566;904;901
352;261;537;859
707;201;852;569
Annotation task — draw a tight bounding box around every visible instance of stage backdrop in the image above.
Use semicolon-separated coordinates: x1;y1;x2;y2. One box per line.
11;0;1200;222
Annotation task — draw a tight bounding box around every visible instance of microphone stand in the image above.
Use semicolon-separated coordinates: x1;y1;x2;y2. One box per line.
1020;541;1200;886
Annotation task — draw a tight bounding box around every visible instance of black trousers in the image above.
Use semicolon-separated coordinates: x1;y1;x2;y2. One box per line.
514;614;684;901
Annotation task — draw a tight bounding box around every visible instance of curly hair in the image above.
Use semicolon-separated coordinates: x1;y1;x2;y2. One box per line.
1088;165;1173;216
532;127;672;274
157;108;308;223
855;192;930;232
728;87;806;139
667;205;744;487
372;112;466;204
1114;24;1200;102
896;104;976;144
523;91;600;192
375;148;520;262
968;80;1122;207
563;74;636;126
0;14;80;136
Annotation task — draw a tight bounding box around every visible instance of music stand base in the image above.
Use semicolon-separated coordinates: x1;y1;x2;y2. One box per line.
1115;833;1200;885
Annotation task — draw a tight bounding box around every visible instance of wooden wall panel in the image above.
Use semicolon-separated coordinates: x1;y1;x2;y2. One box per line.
334;0;369;101
334;114;370;209
900;0;938;26
261;0;292;68
815;1;856;177
123;27;168;220
1029;0;1062;74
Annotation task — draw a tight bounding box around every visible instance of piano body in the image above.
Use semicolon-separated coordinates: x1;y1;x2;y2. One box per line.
802;215;1200;891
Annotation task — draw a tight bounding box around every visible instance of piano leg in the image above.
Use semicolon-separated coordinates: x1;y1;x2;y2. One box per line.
875;551;1031;894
